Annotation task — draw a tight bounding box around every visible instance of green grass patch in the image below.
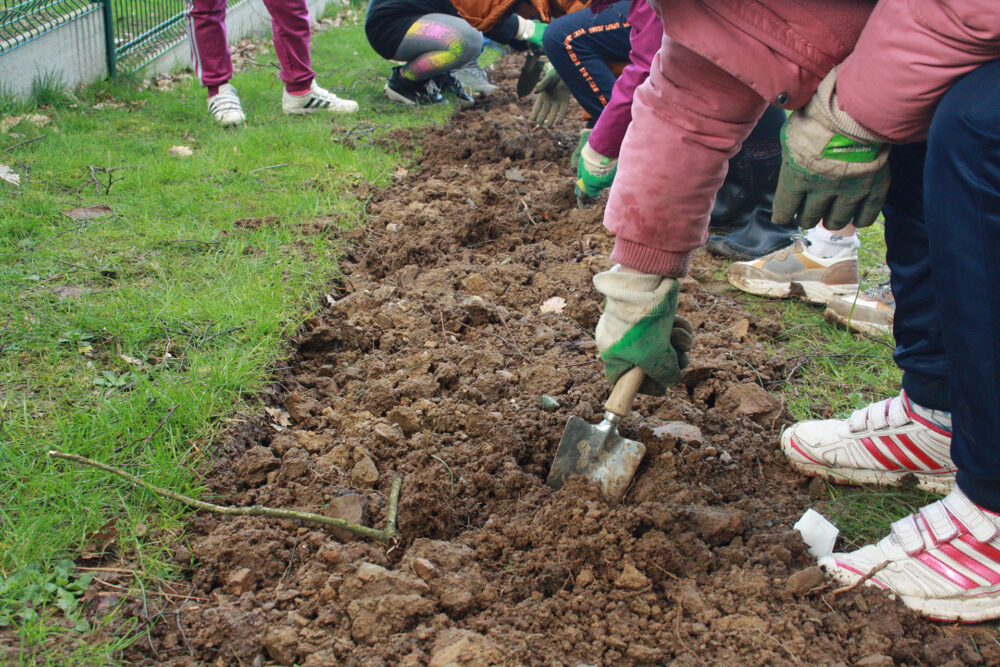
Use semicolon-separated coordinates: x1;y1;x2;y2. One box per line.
1;8;450;661
713;226;927;547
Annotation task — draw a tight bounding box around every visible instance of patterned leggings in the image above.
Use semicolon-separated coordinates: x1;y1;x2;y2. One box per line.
392;13;482;82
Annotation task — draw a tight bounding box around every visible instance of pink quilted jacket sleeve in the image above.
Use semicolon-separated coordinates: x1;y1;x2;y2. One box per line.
838;0;1000;143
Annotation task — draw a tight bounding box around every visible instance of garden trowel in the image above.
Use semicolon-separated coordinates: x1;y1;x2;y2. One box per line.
547;366;646;500
517;52;546;98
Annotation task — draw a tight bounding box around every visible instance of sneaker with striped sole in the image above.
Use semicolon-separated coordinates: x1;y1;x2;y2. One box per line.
282;81;358;115
780;391;955;494
821;487;1000;622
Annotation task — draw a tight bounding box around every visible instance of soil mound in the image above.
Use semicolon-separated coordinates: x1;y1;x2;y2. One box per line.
126;59;996;666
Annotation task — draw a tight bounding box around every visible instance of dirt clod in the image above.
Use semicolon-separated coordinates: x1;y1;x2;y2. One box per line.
786;565;825;594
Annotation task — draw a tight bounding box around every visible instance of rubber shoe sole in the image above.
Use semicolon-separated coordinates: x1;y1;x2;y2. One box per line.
726;273;856;305
780;430;956;494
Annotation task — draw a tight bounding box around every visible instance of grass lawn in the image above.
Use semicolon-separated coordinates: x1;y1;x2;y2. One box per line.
0;8;450;662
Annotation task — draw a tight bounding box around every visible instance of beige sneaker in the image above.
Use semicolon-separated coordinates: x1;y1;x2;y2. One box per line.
726;237;859;304
824;279;894;336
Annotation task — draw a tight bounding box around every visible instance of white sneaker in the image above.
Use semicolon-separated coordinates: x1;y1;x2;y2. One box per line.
282;80;358;115
821;487;1000;622
207;83;246;127
726;237;859;304
452;61;499;97
824;279;895;337
781;391;955;494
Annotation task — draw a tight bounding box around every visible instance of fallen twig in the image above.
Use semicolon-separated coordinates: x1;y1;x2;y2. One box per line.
832;560;890;595
48;450;403;542
4;135;46;152
247;163;289;174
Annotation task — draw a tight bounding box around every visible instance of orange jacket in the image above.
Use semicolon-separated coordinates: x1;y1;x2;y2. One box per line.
452;0;587;34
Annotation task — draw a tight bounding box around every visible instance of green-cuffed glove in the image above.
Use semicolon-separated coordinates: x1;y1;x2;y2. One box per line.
515;16;547;53
773;68;890;231
594;265;694;396
575;141;617;199
529;66;570;126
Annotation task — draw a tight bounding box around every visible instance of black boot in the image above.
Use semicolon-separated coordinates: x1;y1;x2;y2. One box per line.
707;149;798;260
432;72;475;108
384;67;444;106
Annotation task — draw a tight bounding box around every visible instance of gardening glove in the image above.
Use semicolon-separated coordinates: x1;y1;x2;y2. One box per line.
569;128;591;171
576;141;617;199
529;66;570;126
594;265;694;396
773;68;890;231
515;15;547;53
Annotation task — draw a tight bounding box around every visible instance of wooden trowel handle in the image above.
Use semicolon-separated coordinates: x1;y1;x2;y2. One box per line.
604;366;645;417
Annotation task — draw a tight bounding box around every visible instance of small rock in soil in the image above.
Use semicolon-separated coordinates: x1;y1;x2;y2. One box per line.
262;626;299;665
374;422;405;445
716;383;782;424
324;494;366;542
651;421;703;445
350;455;379;487
226;567;255;595
614;562;649;590
412;557;440;582
854;655;894;667
539;395;560;410
429;629;504;667
685;505;745;546
786;566;825;594
235;446;279;486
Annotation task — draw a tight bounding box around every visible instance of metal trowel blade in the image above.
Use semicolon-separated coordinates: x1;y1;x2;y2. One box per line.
547;415;646;501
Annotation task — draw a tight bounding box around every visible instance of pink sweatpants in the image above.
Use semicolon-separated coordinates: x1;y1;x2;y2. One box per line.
185;0;315;92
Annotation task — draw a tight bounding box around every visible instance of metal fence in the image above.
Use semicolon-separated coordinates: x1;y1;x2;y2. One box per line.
0;0;100;53
1;0;242;76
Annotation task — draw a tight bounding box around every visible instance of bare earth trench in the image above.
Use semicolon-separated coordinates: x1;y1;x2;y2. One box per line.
112;60;997;665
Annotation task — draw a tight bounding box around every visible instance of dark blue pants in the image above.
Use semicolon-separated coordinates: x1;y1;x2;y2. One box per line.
542;1;631;124
884;58;1000;511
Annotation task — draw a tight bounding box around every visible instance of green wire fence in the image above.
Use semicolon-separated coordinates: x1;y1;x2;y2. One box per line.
1;0;244;76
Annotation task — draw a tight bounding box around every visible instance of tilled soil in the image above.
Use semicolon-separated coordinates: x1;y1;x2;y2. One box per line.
125;60;997;666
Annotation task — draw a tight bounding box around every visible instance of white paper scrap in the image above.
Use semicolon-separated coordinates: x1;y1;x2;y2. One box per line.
794;508;839;559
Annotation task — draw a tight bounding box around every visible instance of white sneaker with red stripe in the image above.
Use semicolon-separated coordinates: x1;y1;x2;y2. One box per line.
821;487;1000;622
780;392;955;494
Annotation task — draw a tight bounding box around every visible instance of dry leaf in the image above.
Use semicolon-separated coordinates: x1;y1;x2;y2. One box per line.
265;406;291;430
169;145;193;157
1;113;51;134
0;164;20;186
728;318;750;342
63;204;112;220
120;354;148;370
325;294;337;306
393;167;408;180
540;296;566;314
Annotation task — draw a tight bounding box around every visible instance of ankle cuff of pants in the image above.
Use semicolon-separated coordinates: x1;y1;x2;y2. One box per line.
284;77;314;95
901;370;950;412
957;471;1000;514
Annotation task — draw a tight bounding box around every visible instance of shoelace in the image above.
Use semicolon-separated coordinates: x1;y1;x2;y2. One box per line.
888;489;999;556
862;279;894;306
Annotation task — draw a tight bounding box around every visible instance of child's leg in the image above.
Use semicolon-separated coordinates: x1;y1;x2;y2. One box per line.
393;14;482;82
260;0;315;93
185;0;233;93
543;0;632;121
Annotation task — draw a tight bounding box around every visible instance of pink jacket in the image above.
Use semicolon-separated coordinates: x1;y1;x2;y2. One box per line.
604;0;1000;277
